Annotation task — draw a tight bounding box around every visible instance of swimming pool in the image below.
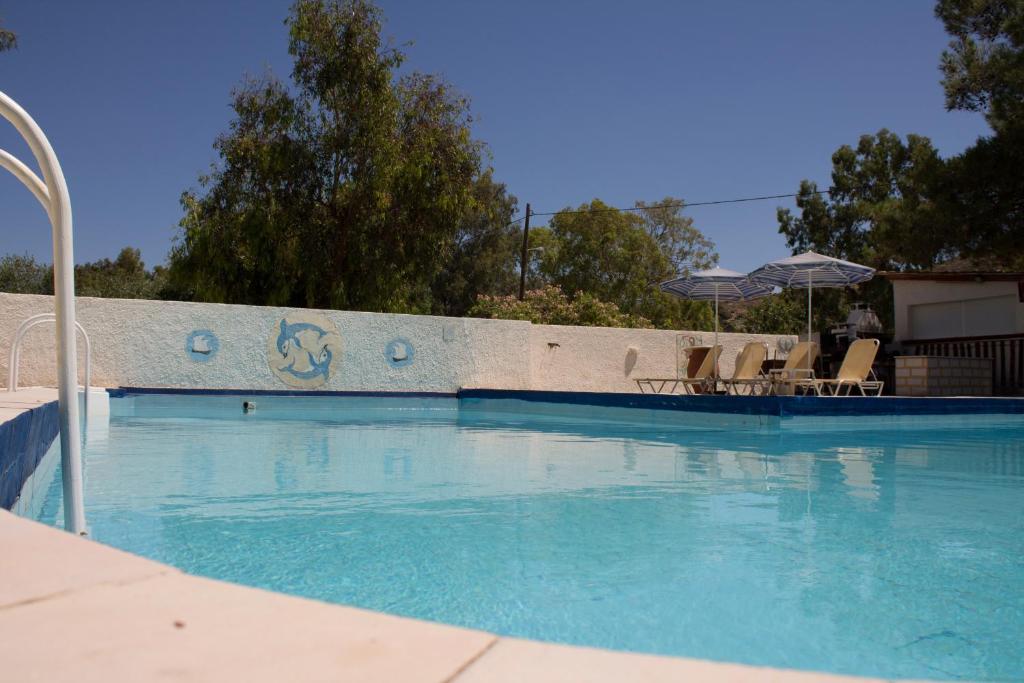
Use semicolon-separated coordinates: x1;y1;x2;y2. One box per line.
27;391;1024;681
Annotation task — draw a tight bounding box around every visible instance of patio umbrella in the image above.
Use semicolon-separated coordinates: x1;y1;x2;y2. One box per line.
660;267;773;379
747;251;875;371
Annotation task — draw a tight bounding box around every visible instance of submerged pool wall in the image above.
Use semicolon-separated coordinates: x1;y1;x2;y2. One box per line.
0;293;791;393
0;399;58;510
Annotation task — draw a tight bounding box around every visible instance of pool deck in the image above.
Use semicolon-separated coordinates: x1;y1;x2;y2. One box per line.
0;388;911;682
0;386;58;423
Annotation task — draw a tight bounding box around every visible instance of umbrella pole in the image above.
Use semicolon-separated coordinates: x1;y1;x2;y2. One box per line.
714;285;719;388
807;272;813;375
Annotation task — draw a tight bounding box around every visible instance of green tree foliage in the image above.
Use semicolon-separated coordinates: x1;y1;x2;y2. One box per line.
634;199;717;273
75;247;168;299
777;131;947;270
169;0;504;314
469;285;653;329
936;127;1024;264
937;0;1024;132
934;0;1024;264
775;131;945;330
431;171;519;316
0;254;51;294
724;291;808;336
0;249;167;299
536;199;714;330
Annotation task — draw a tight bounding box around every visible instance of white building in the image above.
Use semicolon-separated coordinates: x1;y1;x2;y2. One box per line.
884;271;1024;396
884;271;1024;343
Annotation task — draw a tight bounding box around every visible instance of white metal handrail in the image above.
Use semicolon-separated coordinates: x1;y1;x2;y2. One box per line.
0;91;85;534
7;314;91;425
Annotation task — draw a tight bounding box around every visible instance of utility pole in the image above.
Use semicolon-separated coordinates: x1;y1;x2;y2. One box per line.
518;203;531;300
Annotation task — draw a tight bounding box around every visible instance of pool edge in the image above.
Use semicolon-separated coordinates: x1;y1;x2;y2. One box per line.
0;509;889;683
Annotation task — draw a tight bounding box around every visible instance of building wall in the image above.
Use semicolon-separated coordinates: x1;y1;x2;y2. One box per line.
0;293;793;393
892;279;1024;342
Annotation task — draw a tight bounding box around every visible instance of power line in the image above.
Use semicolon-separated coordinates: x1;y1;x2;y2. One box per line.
505;189;831;225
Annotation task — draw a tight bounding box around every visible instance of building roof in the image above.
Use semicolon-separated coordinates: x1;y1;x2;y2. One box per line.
880;271;1024;282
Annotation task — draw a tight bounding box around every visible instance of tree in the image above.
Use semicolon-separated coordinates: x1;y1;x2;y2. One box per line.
723;292;808;336
937;0;1024;133
538;199;713;330
169;0;494;314
775;2;1024;299
936;127;1024;264
431;171;519;316
774;130;947;330
75;247;167;299
0;254;51;294
778;130;947;271
0;248;168;299
934;0;1024;264
635;198;717;273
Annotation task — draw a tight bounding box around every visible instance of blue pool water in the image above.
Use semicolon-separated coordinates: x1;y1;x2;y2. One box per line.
31;394;1024;680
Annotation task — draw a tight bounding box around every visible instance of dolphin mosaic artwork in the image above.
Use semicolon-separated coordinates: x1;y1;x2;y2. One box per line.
266;312;343;389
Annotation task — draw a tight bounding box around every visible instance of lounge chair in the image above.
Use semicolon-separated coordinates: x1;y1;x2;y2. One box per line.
795;338;883;396
635;345;722;394
768;341;820;395
721;342;769;395
675;345;722;395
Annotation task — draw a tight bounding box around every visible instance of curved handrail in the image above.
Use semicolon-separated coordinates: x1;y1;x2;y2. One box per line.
0;148;52;216
7;314;91;426
0;90;85;534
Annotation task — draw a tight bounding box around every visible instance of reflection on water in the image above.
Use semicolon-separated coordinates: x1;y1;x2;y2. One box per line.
33;400;1024;682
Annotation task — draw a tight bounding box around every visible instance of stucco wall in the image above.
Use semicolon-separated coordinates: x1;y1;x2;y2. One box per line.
528;324;788;393
0;293;792;393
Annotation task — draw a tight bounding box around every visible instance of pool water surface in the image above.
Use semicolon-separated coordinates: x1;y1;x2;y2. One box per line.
30;395;1024;681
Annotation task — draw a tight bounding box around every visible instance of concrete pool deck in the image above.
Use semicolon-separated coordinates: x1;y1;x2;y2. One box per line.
0;512;890;683
0;386;58;422
0;389;907;682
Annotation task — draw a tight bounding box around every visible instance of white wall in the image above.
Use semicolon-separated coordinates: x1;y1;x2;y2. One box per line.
528;324;787;393
0;293;792;393
892;280;1024;341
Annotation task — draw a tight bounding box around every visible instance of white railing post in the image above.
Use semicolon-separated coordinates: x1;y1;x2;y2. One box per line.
0;91;86;535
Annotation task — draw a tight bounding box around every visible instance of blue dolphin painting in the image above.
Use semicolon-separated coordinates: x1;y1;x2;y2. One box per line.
276;319;333;381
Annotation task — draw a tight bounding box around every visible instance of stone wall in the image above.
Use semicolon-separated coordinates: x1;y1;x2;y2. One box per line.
894;356;993;397
0;293;793;393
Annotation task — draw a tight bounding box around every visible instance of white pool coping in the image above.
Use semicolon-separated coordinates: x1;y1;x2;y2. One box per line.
0;388;907;682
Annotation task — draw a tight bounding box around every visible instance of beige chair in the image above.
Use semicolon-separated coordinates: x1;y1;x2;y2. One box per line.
722;342;769;395
635;345;721;394
769;341;820;395
674;345;722;395
797;338;883;396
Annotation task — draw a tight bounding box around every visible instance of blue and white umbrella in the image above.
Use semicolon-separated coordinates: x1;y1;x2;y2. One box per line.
748;251;875;368
660;267;773;378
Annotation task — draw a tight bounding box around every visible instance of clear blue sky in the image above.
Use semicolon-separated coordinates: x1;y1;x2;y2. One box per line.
0;1;990;273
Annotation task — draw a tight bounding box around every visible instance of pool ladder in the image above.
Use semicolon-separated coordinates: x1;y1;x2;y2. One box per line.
6;313;92;426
